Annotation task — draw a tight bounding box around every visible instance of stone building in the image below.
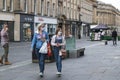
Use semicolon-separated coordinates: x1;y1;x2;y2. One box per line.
2;0;119;41
80;0;96;37
93;1;120;28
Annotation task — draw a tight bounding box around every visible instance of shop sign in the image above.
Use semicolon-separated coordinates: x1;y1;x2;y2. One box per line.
72;21;77;24
20;15;34;22
35;17;57;24
0;13;14;21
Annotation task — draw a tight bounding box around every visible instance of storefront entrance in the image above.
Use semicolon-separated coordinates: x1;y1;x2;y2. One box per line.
21;23;33;41
20;14;34;42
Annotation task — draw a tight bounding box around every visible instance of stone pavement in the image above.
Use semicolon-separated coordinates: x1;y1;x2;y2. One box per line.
0;39;120;80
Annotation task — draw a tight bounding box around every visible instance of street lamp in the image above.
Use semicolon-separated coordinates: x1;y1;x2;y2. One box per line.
77;6;82;39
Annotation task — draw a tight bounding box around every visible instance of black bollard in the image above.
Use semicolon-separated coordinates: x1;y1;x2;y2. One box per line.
105;40;108;45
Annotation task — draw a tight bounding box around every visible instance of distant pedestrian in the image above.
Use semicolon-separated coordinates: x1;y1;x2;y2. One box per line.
112;29;117;45
101;31;105;40
51;28;66;77
31;23;49;77
0;24;11;65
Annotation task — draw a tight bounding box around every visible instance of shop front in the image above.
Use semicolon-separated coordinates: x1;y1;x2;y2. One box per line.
20;14;34;42
81;23;90;38
34;16;57;37
71;21;78;38
0;12;14;42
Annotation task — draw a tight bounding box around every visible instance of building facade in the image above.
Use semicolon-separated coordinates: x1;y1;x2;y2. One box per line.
1;0;120;41
80;0;95;37
93;1;120;27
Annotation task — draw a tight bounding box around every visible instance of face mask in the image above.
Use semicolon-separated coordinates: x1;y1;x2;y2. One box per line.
41;28;44;31
58;31;62;36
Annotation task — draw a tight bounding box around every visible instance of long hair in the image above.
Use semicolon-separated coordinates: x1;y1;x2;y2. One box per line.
55;28;61;35
36;23;44;33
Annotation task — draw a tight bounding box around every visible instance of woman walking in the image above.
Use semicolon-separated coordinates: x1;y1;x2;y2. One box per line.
51;28;66;76
0;24;11;65
31;23;49;77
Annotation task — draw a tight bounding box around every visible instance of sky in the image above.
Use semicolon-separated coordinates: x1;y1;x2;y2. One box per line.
98;0;120;10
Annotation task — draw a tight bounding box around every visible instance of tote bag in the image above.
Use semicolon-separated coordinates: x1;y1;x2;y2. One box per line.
39;41;47;54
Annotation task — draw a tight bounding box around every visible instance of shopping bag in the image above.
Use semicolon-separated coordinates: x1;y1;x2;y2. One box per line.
39;41;47;54
47;43;52;57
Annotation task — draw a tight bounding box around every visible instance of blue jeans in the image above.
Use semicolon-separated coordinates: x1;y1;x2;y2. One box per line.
36;48;46;73
53;47;62;72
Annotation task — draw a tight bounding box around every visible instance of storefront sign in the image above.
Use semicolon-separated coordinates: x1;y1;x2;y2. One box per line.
34;17;57;24
72;21;77;24
0;12;14;21
20;15;34;22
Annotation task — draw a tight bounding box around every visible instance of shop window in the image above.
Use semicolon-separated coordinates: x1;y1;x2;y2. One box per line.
47;24;56;35
3;0;6;11
23;23;31;41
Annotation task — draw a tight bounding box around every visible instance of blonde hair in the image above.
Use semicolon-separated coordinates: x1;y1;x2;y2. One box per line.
36;23;44;33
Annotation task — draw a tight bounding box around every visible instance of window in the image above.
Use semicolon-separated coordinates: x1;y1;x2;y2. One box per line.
41;0;44;16
10;0;13;12
63;6;65;15
3;0;6;11
68;7;69;19
47;2;50;16
53;3;55;17
24;0;27;13
34;0;36;15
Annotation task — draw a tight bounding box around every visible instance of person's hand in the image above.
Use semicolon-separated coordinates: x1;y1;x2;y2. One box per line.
41;38;46;42
55;43;60;47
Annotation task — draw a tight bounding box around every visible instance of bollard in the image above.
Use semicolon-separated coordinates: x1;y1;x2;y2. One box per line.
105;40;108;45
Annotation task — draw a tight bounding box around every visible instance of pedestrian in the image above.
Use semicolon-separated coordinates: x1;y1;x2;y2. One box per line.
112;29;117;45
0;24;11;65
51;28;66;77
31;23;49;77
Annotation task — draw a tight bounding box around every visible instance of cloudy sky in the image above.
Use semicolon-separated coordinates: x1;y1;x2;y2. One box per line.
98;0;120;10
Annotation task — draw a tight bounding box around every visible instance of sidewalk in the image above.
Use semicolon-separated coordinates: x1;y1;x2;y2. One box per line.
1;39;120;80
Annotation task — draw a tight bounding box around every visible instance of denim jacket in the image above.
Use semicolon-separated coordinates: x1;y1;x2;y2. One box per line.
31;31;49;49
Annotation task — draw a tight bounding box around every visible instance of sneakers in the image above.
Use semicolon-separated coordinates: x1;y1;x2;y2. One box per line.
56;72;61;77
39;72;43;77
38;72;62;77
4;61;12;65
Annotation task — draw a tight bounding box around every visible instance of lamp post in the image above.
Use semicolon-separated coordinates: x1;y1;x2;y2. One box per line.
78;6;82;39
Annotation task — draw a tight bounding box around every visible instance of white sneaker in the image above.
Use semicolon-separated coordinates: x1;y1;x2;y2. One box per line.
56;72;61;77
39;72;43;77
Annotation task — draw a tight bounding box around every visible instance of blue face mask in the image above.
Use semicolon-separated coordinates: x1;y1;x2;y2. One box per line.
41;28;45;31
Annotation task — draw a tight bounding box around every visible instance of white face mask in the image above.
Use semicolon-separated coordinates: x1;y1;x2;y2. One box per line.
58;31;62;36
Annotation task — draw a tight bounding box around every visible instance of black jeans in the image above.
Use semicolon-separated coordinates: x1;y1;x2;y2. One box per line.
113;37;117;45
